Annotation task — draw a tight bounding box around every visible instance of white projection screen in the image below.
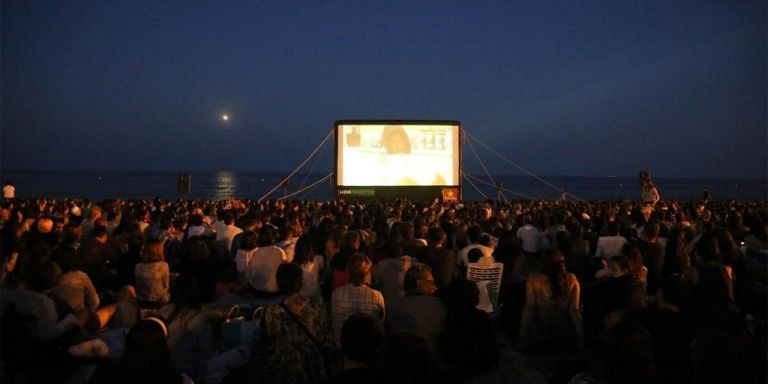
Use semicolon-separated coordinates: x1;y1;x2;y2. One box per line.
336;121;461;187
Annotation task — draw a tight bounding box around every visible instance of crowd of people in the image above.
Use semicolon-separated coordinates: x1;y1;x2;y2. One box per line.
0;194;766;383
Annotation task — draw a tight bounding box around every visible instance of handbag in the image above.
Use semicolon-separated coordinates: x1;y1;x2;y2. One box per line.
220;305;264;351
279;302;333;379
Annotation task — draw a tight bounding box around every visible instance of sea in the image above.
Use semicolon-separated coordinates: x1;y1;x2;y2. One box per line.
0;170;765;202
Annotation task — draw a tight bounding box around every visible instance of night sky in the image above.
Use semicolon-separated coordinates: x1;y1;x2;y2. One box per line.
2;1;766;179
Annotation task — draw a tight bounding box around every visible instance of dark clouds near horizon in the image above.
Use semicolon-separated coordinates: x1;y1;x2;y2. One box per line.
2;0;766;179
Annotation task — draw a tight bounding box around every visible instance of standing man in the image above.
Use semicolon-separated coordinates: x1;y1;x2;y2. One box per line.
3;182;15;199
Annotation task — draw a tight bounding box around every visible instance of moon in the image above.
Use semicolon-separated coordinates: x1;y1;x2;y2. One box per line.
221;114;229;121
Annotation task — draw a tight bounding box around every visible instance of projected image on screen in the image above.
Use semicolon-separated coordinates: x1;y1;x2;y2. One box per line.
337;123;460;186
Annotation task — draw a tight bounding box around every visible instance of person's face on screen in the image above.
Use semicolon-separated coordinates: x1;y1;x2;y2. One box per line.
389;132;409;153
382;126;411;154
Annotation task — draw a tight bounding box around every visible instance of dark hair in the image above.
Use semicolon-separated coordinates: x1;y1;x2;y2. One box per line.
426;227;446;246
276;262;303;295
92;225;108;238
347;253;372;286
467;248;484;263
604;320;657;384
383;238;403;259
403;262;432;292
341;230;360;249
642;221;660;239
51;246;78;273
106;317;182;384
142;238;165;262
170;272;201;309
258;225;277;247
467;225;483;243
341;313;384;364
694;233;720;264
609;254;631;272
240;231;259;251
478;234;492;248
25;260;61;292
381;332;440;383
189;214;204;227
660;274;692;308
542;249;567;299
607;221;621;236
292;234;315;266
712;227;739;267
691;330;743;384
442;278;480;309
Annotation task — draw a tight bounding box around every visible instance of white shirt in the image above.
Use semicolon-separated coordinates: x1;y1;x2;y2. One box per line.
245;246;286;292
234;247;259;274
299;255;324;297
517;225;541;253
216;224;243;252
595;235;628;259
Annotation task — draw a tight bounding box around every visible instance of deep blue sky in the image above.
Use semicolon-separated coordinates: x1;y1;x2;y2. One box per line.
2;1;766;179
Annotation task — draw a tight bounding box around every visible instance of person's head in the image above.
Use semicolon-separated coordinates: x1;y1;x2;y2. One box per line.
641;221;660;241
90;205;102;220
51;246;78;273
292;234;315;266
467;248;484;263
608;255;631;278
289;217;303;237
142;238;165;262
542;249;568;298
693;263;732;307
657;274;692;310
426;227;446;248
35;217;54;234
342;230;361;250
24;260;62;292
258;225;278;247
607;221;621;236
189;214;204;227
347;253;373;286
467;225;483;244
223;213;235;225
381;125;411;154
341;313;385;366
123;317;173;364
603;319;657;384
240;231;259;251
691;330;743;384
381;332;440;383
170;272;201;309
92;226;108;243
403;262;436;295
276;262;303;295
242;216;260;231
693;233;720;264
185;235;210;262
